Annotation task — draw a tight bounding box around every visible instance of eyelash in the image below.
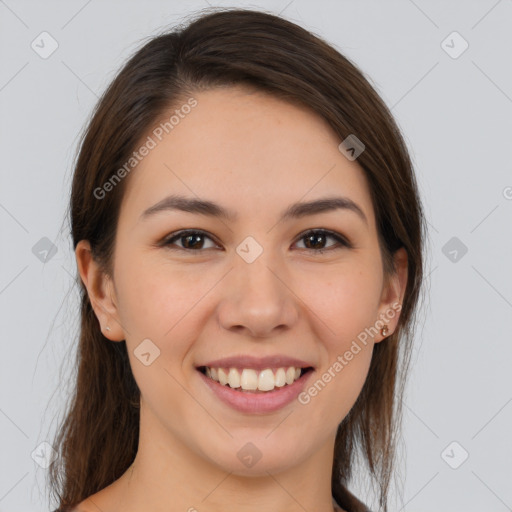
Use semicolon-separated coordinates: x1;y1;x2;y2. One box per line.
160;228;352;255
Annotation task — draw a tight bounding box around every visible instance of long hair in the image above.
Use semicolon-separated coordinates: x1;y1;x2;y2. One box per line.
48;8;426;511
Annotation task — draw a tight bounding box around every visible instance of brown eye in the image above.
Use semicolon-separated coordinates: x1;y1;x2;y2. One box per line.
161;228;351;254
294;229;351;253
163;230;218;251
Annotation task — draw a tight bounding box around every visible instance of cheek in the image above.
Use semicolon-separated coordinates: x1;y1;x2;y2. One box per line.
117;259;205;397
295;261;383;346
115;255;201;335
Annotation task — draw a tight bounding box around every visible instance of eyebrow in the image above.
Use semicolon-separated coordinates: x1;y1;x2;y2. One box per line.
140;194;368;225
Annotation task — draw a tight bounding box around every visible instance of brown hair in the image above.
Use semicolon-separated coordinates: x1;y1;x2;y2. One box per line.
48;7;426;511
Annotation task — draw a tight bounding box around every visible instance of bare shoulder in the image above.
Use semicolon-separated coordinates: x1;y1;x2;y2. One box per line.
67;500;96;512
67;494;106;512
65;472;128;512
68;483;121;512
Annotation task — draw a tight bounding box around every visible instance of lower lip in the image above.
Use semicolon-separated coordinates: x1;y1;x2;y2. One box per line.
197;369;314;414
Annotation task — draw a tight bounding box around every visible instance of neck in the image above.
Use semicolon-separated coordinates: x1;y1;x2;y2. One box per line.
107;401;341;512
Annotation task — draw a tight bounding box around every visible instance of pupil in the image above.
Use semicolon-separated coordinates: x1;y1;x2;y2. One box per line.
184;234;202;249
305;232;325;249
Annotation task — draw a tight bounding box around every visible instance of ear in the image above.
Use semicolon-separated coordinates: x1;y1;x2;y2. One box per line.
75;240;124;342
375;247;408;343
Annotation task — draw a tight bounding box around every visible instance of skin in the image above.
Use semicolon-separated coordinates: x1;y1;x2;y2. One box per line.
75;86;408;512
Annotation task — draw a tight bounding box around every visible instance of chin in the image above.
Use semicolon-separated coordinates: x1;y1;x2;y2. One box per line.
202;439;307;477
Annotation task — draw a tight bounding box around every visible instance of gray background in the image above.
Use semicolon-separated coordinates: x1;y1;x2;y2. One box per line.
1;0;511;511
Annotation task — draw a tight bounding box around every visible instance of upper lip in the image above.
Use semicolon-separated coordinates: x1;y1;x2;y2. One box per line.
198;355;315;372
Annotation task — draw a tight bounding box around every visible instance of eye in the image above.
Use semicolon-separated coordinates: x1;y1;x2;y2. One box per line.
161;230;219;252
293;229;351;253
161;228;351;254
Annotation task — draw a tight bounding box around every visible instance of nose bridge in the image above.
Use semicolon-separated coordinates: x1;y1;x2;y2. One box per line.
233;238;285;304
217;236;298;336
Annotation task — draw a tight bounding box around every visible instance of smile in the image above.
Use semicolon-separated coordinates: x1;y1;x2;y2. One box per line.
198;365;313;392
197;365;315;414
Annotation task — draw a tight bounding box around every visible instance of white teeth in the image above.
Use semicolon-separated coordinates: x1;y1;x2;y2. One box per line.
258;369;275;391
218;368;228;386
274;368;286;387
228;368;241;388
203;365;307;391
240;369;258;390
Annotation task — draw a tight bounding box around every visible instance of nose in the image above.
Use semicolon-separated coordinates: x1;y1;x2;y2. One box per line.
217;251;299;339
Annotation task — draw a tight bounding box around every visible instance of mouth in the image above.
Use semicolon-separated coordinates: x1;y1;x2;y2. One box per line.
195;354;316;413
197;365;315;393
196;364;315;413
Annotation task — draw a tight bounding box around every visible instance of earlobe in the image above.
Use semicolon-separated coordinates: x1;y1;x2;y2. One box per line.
75;240;124;341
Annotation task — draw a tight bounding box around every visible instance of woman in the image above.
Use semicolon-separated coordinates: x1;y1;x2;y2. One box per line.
48;8;426;512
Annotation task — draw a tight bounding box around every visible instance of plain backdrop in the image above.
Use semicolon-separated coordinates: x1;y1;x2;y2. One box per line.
1;1;511;511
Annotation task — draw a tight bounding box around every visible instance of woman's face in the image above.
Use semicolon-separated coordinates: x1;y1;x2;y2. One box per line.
79;86;406;477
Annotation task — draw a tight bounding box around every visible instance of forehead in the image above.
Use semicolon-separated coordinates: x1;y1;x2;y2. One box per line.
119;86;376;230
